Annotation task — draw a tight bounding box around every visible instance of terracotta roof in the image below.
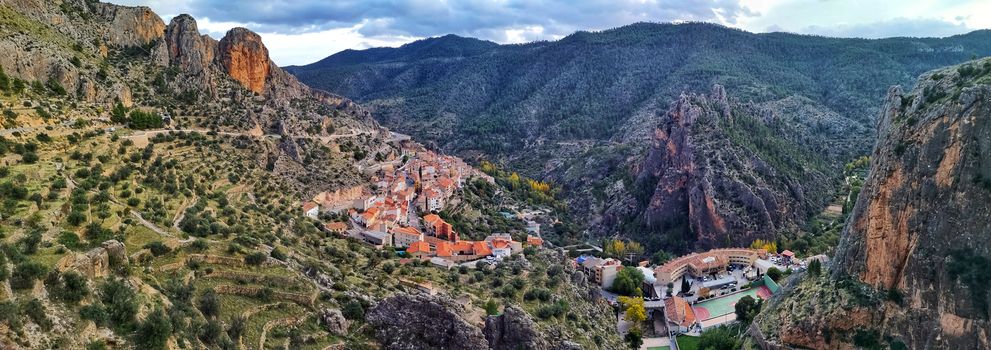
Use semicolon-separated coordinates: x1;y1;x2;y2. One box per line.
492;239;511;249
472;241;492;256
664;296;697;328
423;214;442;225
781;250;795;257
526;235;544;246
324;222;348;231
437;177;454;189
436;241;453;257
391;226;421;237
406;241;431;254
302;201;319;212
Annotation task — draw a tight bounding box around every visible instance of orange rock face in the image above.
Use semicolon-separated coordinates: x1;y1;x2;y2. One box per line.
218;28;271;94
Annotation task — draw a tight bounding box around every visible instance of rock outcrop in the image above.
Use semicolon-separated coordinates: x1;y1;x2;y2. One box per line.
218;27;272;94
55;240;126;278
319;308;350;335
484;306;548;350
756;58;991;349
366;294;489;350
608;85;837;250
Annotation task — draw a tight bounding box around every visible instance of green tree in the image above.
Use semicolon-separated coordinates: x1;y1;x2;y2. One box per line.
134;307;172;350
698;326;741;350
808;259;822;277
734;295;761;325
610;267;645;296
110;102;128;124
766;267;783;282
625;328;643;349
484;298;500;316
198;289;220;319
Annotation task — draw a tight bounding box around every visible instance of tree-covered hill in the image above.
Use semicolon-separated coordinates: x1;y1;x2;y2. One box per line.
289;22;991;251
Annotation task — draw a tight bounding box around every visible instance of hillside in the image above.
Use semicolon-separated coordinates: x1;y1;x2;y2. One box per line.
754;57;991;349
0;1;623;349
595;85;838;251
288;22;991;250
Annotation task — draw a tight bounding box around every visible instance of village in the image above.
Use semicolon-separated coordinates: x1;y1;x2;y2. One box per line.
301;139;545;269
574;246;829;349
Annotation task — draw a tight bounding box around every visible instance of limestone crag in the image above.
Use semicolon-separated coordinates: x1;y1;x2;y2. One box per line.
484;306;548;350
605;85;836;250
218;27;271;94
757;58;991;349
366;294;489;350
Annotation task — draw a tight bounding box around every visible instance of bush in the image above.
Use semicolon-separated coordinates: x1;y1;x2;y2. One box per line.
128;110;163;130
698;326;740;350
10;261;48;290
135;307;172;349
100;279;138;330
610;266;644;296
270;247;287;261
342;299;365;321
80;304;109;326
766;267;783;282
244;251;267;266
143;241;171;256
23;298;52;330
198;289;220;318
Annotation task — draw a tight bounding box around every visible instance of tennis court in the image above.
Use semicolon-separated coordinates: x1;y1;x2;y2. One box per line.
692;286;772;320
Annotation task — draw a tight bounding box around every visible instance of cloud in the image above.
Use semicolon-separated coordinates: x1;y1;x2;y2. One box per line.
799;17;972;39
136;0;755;38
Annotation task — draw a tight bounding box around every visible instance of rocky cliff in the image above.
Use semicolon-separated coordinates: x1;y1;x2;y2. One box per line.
597;86;839;251
0;0;387;193
367;294;490;350
755;58;991;349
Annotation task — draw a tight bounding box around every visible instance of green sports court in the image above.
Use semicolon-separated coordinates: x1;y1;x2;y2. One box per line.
691;285;773;320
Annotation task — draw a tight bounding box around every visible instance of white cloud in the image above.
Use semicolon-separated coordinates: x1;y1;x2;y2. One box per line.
112;0;991;65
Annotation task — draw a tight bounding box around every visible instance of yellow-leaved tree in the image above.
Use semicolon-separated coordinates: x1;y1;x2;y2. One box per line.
618;296;647;323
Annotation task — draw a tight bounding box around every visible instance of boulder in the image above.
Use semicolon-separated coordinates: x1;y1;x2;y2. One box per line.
319;308;350;335
366;294;488;350
484;306;547;350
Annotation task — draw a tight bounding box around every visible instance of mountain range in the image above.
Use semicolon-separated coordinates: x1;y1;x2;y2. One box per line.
289;23;991;252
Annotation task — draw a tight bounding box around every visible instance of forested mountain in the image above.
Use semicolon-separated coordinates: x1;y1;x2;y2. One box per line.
289;22;991;252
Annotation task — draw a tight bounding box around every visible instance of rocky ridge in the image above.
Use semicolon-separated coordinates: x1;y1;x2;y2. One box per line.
755;58;991;349
597;85;838;251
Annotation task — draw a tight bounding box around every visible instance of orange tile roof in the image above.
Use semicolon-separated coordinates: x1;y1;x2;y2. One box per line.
391;226;421;237
302;201;319;212
436;241;453;257
423;214;441;225
664;296;697;328
437;177;454;188
492;239;510;249
324;222;348;231
526;235;544;246
472;241;492;256
406;241;430;254
454;241;473;253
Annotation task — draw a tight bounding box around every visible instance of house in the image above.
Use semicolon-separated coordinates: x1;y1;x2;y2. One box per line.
526;235;544;247
391;226;423;248
664;296;698;333
406;241;431;259
435;241;453;258
323;222;348;234
526;221;540;235
579;257;622;288
302;202;319;219
356;207;381;228
360;230;392;247
780;250;795;262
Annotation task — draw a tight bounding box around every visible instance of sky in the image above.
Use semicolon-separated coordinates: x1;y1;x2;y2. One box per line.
115;0;991;66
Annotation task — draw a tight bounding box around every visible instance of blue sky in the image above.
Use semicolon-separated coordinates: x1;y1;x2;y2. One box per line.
116;0;991;66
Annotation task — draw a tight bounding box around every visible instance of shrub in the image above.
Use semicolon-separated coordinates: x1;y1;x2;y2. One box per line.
244;251;267;266
80;304;109;326
198;289;220;319
100;279;138;330
10;261;48;290
143;241;171;256
342;299;365;320
134;307;172;349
